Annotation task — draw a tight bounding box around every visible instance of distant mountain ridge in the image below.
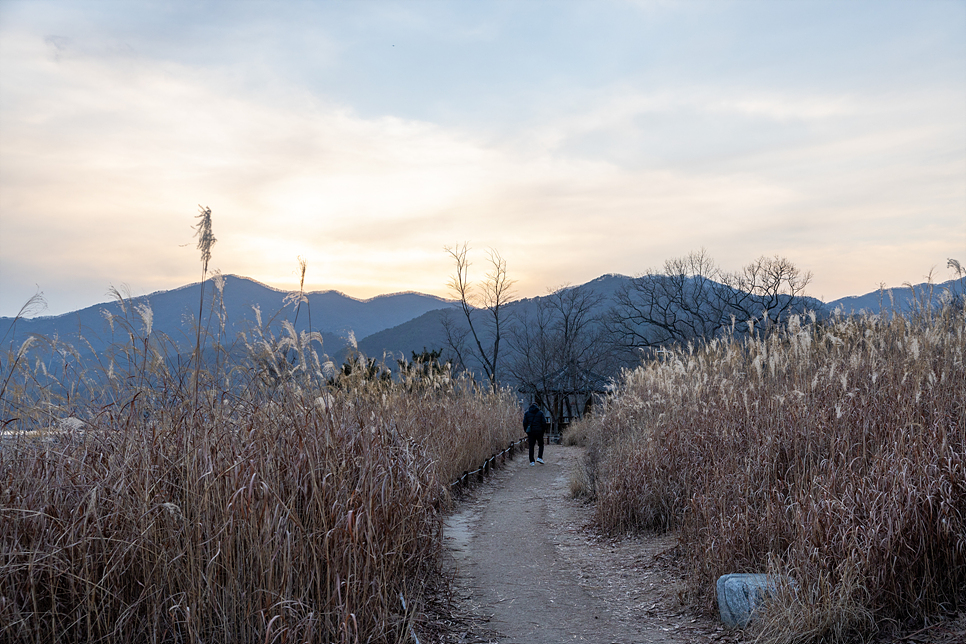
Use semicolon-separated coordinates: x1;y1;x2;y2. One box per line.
357;275;963;364
356;273;632;361
825;279;962;316
2;273;962;365
0;275;458;358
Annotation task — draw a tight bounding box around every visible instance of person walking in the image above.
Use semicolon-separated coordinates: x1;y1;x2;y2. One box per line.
523;402;547;466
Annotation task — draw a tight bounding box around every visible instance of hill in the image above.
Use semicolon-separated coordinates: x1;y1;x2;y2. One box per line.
355;273;631;364
3;273;962;371
353;275;962;368
825;278;963;315
0;275;458;359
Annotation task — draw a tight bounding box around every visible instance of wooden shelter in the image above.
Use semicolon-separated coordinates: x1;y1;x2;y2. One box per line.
518;362;614;442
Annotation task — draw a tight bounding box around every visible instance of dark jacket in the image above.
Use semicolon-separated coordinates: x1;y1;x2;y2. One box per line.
523;404;547;436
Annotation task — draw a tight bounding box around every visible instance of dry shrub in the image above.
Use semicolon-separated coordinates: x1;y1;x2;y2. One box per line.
382;376;522;486
581;303;965;640
0;299;518;643
754;565;875;644
561;416;595;447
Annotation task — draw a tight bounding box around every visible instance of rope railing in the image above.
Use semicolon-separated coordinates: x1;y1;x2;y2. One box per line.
450;436;528;489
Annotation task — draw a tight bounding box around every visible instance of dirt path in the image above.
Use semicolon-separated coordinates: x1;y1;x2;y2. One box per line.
440;444;729;644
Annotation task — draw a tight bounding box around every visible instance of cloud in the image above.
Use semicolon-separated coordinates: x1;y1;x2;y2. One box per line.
1;5;964;317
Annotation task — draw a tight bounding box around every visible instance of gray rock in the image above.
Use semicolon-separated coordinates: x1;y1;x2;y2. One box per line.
717;573;790;628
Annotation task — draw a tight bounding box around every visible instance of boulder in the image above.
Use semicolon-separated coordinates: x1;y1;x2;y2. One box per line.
716;573;790;628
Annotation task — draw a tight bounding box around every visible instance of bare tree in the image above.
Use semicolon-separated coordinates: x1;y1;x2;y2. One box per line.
442;244;515;391
540;284;612;376
609;250;813;351
609;249;725;350
507;283;616;429
720;255;813;334
508;285;608;391
505;299;557;395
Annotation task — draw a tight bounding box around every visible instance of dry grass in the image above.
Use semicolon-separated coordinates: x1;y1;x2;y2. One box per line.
576;302;965;641
0;297;519;643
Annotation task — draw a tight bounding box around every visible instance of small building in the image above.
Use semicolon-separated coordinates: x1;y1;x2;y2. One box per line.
518;362;614;441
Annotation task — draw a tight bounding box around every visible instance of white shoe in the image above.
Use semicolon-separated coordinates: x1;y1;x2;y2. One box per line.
536;457;544;464
529;461;535;466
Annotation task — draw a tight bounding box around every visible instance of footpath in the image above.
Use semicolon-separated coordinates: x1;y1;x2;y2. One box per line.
440;444;729;644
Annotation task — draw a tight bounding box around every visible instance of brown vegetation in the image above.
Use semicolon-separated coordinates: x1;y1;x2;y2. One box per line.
0;295;519;643
573;302;965;641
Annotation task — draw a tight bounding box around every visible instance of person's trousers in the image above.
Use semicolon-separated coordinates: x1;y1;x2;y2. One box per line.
528;432;544;462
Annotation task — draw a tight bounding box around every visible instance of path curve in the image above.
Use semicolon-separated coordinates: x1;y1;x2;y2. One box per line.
441;445;726;644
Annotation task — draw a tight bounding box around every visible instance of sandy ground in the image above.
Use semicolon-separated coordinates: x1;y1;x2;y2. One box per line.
435;444;730;644
428;444;966;644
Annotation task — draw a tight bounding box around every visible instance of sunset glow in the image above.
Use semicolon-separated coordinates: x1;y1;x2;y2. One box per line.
1;1;964;316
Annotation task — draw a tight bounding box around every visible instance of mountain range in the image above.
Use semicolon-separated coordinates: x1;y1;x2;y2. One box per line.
2;273;962;368
0;275;457;362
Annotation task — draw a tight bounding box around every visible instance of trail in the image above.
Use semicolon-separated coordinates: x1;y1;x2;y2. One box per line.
442;445;726;644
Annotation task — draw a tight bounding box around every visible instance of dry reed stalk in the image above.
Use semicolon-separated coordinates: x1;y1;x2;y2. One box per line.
191;205;216;416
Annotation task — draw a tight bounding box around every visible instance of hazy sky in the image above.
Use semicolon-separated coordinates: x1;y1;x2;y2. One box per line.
1;0;964;317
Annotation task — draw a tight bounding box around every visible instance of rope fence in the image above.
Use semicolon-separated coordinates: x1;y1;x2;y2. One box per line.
450;436;528;490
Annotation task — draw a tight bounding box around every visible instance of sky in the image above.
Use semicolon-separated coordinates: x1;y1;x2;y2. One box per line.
1;0;964;318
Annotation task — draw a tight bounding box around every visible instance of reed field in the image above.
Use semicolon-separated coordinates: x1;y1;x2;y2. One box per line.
0;297;520;643
573;299;965;641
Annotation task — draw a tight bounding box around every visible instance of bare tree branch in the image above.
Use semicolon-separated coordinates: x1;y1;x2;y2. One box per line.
608;249;725;350
443;243;516;391
609;250;813;351
507;282;616;424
